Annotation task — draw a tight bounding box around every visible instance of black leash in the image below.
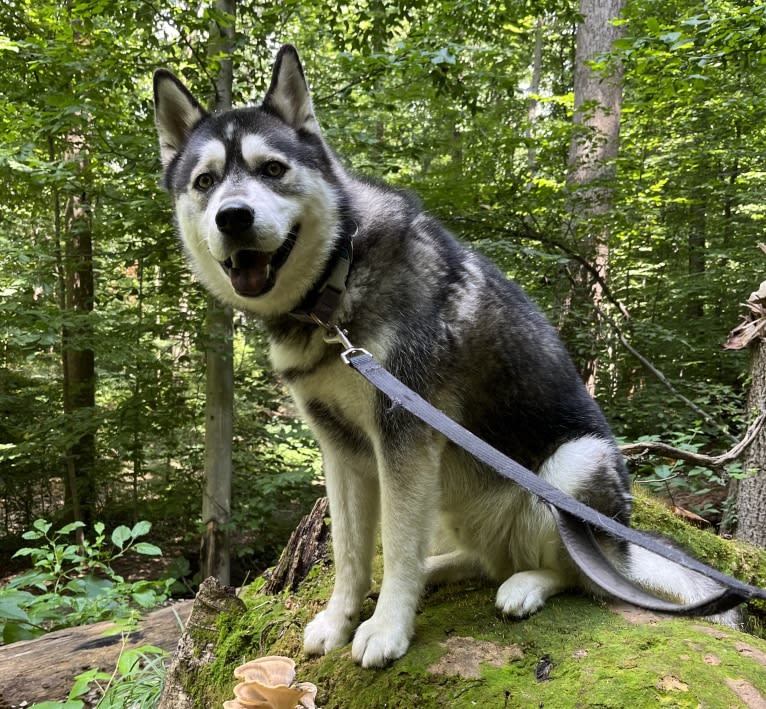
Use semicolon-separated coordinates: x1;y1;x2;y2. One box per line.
323;329;766;616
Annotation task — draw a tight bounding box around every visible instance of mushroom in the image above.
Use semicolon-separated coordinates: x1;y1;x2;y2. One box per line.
223;655;318;709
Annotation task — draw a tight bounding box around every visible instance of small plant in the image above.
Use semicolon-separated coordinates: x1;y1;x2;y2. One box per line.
0;519;173;644
28;640;169;709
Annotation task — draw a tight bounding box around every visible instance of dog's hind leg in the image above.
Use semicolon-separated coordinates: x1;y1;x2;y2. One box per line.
495;436;627;617
425;549;485;586
494;500;571;616
304;444;379;657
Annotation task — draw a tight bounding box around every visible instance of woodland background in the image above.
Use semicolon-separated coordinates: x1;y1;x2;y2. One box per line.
1;0;765;599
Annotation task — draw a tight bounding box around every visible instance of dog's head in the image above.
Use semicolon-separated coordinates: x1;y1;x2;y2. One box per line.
153;46;342;316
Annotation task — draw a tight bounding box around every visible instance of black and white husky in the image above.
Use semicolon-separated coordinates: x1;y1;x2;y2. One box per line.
154;45;726;667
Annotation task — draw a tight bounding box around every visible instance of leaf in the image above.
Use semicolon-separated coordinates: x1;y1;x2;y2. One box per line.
133;542;162;556
12;547;35;557
671;505;710;526
64;575;113;602
0;36;20;53
32;519;52;534
130;520;151;538
431;47;456;65
111;525;132;549
0;598;31;622
670;38;695;51
660;31;682;44
68;668;112;699
57;521;86;535
21;530;44;541
3;621;43;643
131;590;159;608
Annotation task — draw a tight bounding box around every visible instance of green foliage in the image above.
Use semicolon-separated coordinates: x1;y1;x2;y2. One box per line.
0;519;172;644
630;428;743;520
1;0;764;576
29;642;168;709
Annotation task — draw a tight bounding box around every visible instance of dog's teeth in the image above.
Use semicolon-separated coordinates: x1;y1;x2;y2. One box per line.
266;264;272;281
230;252;240;268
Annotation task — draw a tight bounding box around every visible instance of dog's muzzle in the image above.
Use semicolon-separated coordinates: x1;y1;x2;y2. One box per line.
215;202;298;297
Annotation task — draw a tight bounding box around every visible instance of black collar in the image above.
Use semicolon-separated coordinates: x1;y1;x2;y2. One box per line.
289;225;354;328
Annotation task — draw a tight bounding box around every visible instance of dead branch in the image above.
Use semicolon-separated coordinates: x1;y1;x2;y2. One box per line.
604;311;739;444
725;278;766;351
621;409;766;471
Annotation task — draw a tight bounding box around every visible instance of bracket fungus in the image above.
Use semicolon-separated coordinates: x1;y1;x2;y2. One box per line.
223;656;318;709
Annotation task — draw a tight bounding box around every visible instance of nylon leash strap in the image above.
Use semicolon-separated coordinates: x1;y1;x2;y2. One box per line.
335;343;766;616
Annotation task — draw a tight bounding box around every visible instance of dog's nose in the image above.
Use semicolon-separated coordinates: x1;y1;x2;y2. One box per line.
216;203;254;237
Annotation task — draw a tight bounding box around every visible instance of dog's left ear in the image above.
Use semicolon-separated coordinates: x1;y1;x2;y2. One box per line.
262;45;320;134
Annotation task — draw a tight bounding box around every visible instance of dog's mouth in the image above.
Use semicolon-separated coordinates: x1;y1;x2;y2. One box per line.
221;227;299;297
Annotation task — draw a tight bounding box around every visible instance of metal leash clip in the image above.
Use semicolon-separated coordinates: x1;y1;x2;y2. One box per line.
323;325;371;365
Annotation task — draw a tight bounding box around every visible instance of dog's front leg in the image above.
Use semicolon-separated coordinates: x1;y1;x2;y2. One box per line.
304;444;379;656
351;434;442;668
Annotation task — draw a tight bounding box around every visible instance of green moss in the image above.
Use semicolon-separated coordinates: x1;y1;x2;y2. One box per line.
632;488;766;627
187;494;766;707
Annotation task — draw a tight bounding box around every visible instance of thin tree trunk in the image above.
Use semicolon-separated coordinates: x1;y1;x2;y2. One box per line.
525;16;544;178
736;337;766;547
687;191;706;319
61;153;96;526
200;0;236;585
562;0;624;395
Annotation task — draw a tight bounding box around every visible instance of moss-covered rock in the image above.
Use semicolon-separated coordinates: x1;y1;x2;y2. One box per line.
193;494;766;708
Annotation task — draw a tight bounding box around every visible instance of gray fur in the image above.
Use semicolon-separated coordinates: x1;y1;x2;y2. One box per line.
153;45;732;668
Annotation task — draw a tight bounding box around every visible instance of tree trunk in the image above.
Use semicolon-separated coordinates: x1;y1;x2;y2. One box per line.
157;578;245;709
60;155;96;526
736;336;766;547
687;189;706;320
200;0;236;585
201;298;234;584
561;0;624;394
525;16;544;178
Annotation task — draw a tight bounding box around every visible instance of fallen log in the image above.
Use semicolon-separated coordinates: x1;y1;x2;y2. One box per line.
0;598;193;708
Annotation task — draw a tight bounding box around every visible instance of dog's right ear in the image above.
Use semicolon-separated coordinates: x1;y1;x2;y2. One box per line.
153;70;207;168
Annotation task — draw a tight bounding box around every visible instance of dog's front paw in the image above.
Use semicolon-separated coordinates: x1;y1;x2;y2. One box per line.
496;569;565;618
304;609;355;656
351;615;411;668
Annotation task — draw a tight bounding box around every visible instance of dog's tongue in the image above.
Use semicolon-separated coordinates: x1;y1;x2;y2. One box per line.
229;251;272;296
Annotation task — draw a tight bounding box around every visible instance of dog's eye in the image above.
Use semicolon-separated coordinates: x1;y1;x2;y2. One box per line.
262;161;287;179
194;173;215;191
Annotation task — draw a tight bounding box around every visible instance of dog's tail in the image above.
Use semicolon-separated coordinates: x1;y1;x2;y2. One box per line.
623;543;744;627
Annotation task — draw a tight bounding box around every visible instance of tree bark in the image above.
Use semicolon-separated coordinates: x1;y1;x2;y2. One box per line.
736;337;766;547
60;151;96;526
525;16;544;178
561;0;624;394
687;193;706;319
158;578;245;709
263;497;330;594
200;0;236;585
201;298;234;585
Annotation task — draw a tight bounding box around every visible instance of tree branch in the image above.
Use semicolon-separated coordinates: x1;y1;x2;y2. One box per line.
621;409;766;470
502;216;739;442
603;311;739;444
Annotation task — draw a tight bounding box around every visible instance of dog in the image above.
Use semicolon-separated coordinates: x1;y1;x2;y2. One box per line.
153;45;731;668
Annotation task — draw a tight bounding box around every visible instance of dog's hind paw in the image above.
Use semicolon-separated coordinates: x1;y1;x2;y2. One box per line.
496;569;567;617
351;615;411;668
304;609;355;656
